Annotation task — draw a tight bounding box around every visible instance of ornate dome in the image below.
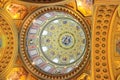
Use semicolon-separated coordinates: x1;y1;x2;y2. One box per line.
20;6;90;80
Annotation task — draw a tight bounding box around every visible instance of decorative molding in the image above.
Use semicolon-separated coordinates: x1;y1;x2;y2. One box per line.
21;0;65;3
108;5;120;80
92;4;117;80
0;10;18;79
94;0;120;5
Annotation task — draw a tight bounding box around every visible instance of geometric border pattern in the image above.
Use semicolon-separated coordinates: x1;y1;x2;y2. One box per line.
92;5;117;80
0;11;18;79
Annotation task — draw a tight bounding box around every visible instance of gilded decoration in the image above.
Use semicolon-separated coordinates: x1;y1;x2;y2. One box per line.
76;0;92;16
20;6;90;80
77;73;90;80
108;5;120;80
21;0;67;3
6;3;28;19
115;35;120;55
0;0;7;8
118;5;120;17
0;0;120;80
92;5;117;80
7;67;27;80
0;11;18;79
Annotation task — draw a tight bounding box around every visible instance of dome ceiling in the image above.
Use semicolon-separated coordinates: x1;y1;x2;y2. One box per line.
27;11;86;74
20;6;90;80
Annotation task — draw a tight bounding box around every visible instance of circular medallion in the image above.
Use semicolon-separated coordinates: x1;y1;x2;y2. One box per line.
40;17;86;66
59;32;75;49
20;6;90;80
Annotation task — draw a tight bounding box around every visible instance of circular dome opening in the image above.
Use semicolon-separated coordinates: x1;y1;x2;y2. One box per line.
20;6;90;80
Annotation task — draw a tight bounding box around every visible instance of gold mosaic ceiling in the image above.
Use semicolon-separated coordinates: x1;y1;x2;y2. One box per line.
0;0;92;80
